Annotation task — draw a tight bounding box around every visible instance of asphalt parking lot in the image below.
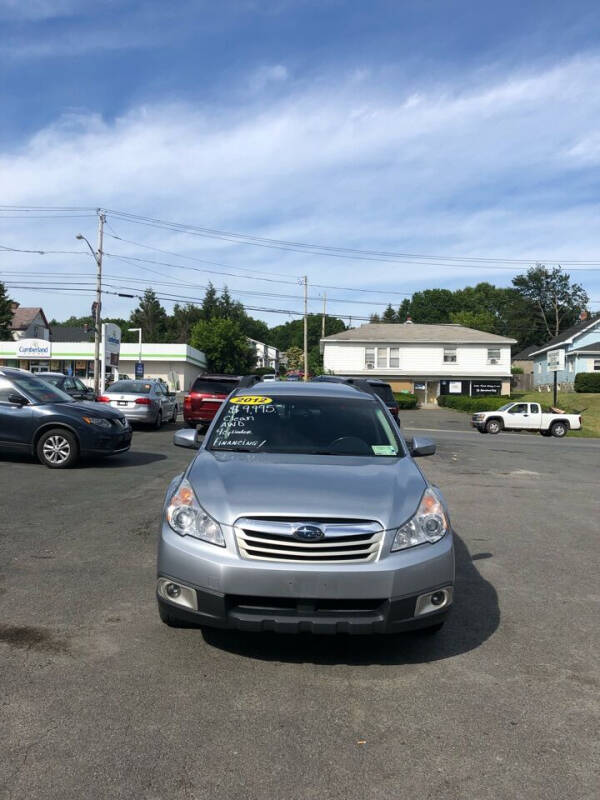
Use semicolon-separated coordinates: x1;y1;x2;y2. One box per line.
1;410;599;800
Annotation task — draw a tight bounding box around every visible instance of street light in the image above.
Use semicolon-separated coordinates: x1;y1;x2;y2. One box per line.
128;328;143;378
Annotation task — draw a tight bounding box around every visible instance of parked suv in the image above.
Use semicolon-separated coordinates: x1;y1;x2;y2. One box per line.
312;375;399;420
183;374;241;430
157;381;454;633
0;367;131;468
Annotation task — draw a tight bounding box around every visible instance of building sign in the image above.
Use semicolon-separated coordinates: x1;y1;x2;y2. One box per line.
471;381;501;396
15;338;51;359
449;381;462;394
414;382;425;390
135;361;144;379
103;323;121;367
547;349;565;372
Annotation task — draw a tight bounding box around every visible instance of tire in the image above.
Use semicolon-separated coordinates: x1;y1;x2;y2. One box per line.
36;428;79;469
551;421;568;438
154;410;163;430
171;404;178;423
485;419;502;435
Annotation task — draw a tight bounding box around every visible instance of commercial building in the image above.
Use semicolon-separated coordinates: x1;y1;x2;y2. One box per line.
321;322;516;404
530;315;600;389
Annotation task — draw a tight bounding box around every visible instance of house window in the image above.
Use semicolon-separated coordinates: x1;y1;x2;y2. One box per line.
594;360;600;371
365;348;375;369
389;347;399;368
377;347;387;368
443;347;457;363
487;348;501;364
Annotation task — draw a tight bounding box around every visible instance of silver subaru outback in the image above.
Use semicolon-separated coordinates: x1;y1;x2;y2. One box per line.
157;381;454;634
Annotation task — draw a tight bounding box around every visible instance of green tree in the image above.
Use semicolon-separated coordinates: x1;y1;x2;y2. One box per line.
449;310;497;332
0;282;13;340
129;288;168;342
397;298;412;322
201;282;220;320
407;289;457;323
512;265;589;339
268;315;346;353
284;345;304;370
190;318;256;373
168;303;204;343
381;303;398;323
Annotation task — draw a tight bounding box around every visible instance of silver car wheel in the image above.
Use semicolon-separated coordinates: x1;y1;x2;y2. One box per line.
42;435;71;465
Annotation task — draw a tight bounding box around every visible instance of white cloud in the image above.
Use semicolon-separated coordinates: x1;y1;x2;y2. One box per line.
248;64;290;92
2;54;600;321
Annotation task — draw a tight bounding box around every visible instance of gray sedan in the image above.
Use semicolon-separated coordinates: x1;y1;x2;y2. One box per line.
99;379;177;428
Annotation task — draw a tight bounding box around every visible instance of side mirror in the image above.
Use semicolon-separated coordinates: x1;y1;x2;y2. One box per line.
409;436;436;457
8;393;28;406
173;429;203;449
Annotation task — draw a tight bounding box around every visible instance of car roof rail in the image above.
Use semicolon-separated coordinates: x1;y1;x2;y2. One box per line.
345;378;378;397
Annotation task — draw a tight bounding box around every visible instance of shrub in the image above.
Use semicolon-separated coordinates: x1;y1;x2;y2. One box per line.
437;394;512;413
574;372;600;393
394;392;418;409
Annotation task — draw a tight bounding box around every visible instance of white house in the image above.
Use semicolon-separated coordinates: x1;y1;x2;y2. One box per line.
321;322;516;404
9;304;50;340
248;337;281;371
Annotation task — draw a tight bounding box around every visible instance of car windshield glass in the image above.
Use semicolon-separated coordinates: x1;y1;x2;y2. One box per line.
108;381;152;394
496;403;513;411
191;378;239;395
208;395;403;457
370;384;396;405
10;373;72;404
40;375;63;387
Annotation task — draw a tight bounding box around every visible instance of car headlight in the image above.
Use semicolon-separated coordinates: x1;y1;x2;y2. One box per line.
391;487;449;551
166;478;225;547
82;416;112;429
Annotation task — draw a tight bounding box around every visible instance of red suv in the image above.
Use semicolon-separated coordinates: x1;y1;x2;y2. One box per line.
183;374;242;430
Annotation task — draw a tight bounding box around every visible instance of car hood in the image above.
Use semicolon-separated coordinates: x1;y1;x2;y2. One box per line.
42;401;126;420
187;451;427;529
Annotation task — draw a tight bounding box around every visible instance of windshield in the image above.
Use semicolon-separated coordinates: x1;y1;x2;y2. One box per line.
108;380;152;394
191;378;239;395
496;403;514;411
208;395;403;457
40;375;64;387
10;373;72;404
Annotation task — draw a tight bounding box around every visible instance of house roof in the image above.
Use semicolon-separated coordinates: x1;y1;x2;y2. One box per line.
568;342;600;355
322;323;516;345
529;316;600;356
50;326;93;343
512;344;540;361
10;306;49;331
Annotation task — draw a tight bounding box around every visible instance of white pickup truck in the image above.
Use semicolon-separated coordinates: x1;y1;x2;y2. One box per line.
471;401;582;437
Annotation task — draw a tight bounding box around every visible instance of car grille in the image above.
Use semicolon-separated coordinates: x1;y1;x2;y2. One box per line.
234;518;383;564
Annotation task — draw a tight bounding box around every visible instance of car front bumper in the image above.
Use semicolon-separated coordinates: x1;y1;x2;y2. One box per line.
81;427;132;455
157;523;455;633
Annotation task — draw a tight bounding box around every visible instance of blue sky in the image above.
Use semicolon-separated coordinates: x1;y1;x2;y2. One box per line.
1;0;600;325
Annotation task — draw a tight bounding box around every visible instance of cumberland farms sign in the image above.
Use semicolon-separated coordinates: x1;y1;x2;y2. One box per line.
15;338;51;359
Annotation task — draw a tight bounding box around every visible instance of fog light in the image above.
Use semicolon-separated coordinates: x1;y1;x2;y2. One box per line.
157;578;198;611
166;582;181;598
431;591;445;606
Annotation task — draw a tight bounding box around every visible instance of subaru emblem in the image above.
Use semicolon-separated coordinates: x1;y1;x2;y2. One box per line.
293;524;324;542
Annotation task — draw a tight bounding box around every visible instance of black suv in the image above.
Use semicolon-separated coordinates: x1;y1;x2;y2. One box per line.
0;368;132;468
311;376;399;421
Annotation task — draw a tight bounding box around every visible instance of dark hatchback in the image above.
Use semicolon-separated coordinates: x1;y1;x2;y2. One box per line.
0;368;132;468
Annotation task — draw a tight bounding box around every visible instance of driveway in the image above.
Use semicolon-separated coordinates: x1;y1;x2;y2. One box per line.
1;416;598;800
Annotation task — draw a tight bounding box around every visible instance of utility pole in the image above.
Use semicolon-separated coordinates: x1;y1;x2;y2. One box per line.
321;292;326;339
303;275;308;381
77;210;105;396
